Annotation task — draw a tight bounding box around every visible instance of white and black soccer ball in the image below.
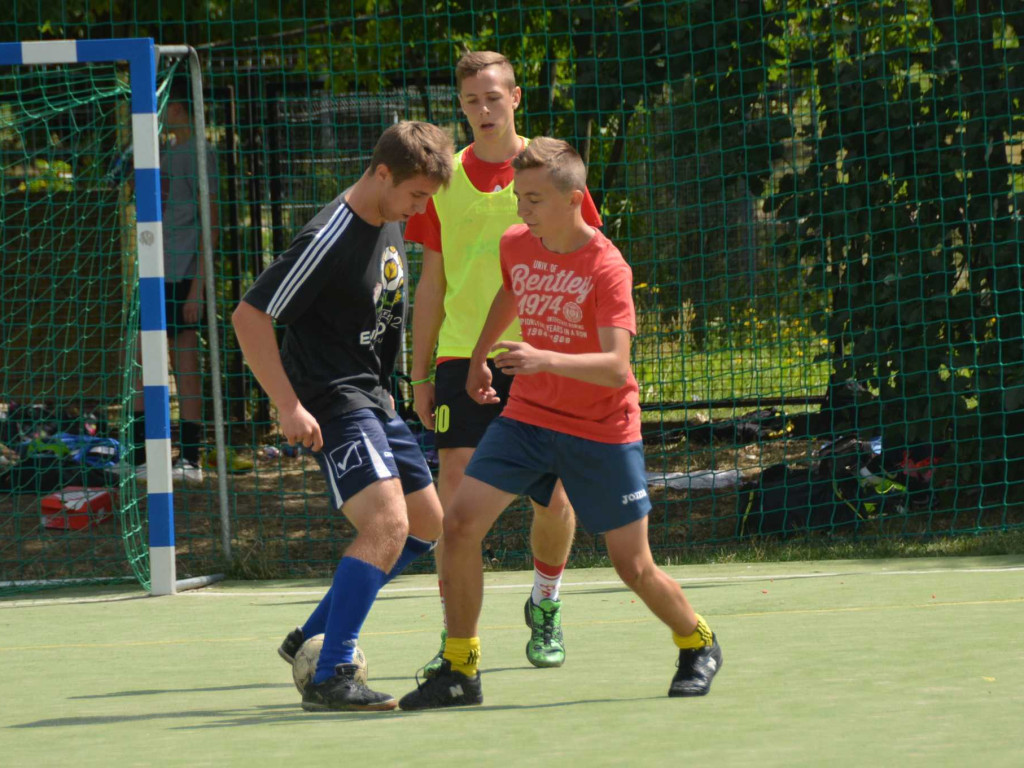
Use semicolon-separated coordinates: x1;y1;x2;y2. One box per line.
291;634;368;693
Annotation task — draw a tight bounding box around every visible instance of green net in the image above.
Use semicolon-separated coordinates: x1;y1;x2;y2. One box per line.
3;2;1023;588
0;61;145;591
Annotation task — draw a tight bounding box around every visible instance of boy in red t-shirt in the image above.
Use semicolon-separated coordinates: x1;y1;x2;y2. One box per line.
399;138;723;710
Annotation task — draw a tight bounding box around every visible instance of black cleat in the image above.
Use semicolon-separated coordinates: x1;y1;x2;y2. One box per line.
278;627;304;665
399;660;483;710
669;633;723;697
301;663;397;712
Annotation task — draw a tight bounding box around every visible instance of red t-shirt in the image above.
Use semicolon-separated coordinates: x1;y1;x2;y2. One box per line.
404;143;602;253
498;224;641;444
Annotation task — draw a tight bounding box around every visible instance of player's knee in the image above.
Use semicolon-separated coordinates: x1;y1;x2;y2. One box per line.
441;505;480;545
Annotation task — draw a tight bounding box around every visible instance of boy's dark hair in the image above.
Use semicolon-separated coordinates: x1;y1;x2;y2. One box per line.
370;121;454;187
455;50;516;93
511;136;587;193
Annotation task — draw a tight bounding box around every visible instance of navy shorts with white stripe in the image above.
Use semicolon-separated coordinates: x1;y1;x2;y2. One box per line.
314;408;434;509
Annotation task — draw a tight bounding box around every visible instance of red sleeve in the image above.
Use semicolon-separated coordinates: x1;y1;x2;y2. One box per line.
582;188;603;228
499;231;514;291
595;257;636;335
404;199;442;252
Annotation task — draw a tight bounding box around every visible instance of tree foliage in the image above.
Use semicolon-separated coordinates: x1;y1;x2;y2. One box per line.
760;0;1024;503
8;0;1024;506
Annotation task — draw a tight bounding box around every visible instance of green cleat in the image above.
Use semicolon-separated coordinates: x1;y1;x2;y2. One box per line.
421;628;447;679
524;597;565;668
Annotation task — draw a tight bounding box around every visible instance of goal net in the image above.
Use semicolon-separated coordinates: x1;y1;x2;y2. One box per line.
0;56;148;593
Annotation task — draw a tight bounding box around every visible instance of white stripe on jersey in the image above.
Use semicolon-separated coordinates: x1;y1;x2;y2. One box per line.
266;203;354;318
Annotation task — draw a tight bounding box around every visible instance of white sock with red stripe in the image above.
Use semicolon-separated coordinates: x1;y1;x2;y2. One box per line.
531;558;566;604
438;579;447;628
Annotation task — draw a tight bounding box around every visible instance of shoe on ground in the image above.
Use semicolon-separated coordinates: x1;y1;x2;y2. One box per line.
669;633;723;697
421;628;447;679
172;458;204;483
278;627;304;665
524;597;565;668
398;659;483;711
301;663;397;712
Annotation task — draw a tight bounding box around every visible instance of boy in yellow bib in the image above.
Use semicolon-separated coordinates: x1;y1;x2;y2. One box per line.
405;51;602;672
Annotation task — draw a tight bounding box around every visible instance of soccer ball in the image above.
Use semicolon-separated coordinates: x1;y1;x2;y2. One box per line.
291;633;368;693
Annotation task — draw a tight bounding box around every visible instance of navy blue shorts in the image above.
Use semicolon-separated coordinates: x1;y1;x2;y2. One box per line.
314;409;434;510
465;417;651;534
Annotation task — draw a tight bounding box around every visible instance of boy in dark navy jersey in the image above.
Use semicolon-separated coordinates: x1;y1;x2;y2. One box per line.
232;121;454;712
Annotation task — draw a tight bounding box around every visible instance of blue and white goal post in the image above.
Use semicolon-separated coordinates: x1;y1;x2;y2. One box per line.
0;38;222;596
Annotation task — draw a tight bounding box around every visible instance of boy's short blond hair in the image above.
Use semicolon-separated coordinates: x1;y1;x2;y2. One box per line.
455;50;517;93
370;121;454;187
511;137;587;194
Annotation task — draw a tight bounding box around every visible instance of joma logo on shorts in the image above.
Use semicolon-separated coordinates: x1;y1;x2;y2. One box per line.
621;489;648;505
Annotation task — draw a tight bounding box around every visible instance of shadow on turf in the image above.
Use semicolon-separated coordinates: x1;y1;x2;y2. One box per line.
9;707;292;729
169;694;668;730
69;682;294;699
12;691;665;731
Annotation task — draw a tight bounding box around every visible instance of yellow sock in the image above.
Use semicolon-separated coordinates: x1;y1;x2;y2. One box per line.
443;636;481;677
673;614;714;650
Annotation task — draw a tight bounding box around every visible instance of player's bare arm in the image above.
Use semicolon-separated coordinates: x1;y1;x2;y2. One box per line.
467;286;519;404
410;246;447;429
493;326;631;388
231;300;323;451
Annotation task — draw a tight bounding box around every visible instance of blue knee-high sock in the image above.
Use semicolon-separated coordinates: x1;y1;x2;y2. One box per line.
301;536;434;640
313;557;386;684
383;535;436;585
301;588;333;639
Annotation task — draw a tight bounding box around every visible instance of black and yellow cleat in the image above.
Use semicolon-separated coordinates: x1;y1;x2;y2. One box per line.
669;633;723;697
399;660;483;711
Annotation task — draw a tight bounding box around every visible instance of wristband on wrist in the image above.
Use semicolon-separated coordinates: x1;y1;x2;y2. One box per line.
410;376;434;386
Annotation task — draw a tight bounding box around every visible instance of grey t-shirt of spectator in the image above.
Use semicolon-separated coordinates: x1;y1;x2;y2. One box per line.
160;135;217;282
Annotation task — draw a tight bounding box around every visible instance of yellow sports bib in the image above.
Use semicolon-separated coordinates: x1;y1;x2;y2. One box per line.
433;145;524;358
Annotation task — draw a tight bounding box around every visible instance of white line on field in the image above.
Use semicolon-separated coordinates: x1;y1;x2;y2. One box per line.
179;563;1024;597
2;564;1021;608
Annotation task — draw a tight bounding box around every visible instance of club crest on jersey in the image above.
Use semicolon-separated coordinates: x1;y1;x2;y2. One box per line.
378;246;404;307
362;246;405;346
